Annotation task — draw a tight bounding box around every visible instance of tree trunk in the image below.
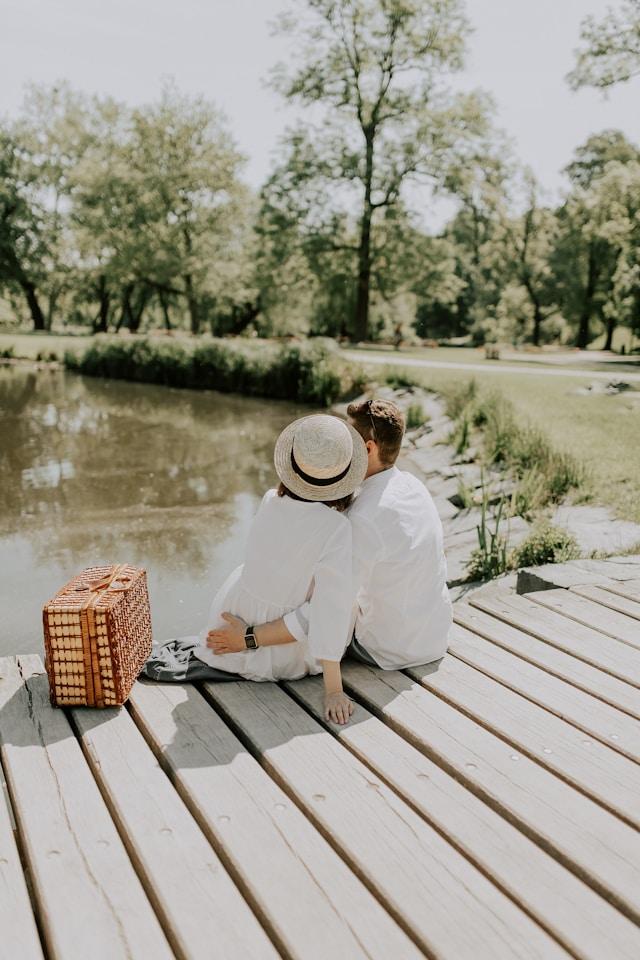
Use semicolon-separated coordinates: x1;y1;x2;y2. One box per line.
604;315;616;351
158;290;172;330
576;242;597;349
523;278;544;346
184;274;200;335
94;276;110;333
116;285;133;332
20;278;46;331
353;132;374;342
128;286;150;333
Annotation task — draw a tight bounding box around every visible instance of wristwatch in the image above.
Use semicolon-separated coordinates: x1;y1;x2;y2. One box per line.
244;625;258;650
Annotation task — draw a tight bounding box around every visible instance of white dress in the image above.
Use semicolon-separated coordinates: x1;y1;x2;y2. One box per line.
192;489;353;681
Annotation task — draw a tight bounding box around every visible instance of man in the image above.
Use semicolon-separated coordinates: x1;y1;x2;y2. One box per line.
209;398;452;702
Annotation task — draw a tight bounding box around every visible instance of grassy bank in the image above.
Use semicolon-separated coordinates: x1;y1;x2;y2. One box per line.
63;336;366;406
381;361;640;523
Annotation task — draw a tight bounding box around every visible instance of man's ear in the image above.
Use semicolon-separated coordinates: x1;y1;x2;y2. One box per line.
365;440;376;454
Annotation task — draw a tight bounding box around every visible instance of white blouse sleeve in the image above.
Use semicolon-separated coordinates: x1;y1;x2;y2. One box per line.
306;518;354;662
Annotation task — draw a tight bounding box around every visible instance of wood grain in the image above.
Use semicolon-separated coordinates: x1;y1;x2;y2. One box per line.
128;679;420;960
285;674;640;960
72;698;278;960
0;740;44;960
0;656;173;960
446;623;640;762
454;603;640;718
470;593;640;686
205;679;569;960
338;662;640;924
526;589;640;649
572;584;640;622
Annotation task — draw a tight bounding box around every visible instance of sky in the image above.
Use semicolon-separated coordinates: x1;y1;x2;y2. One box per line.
2;0;639;221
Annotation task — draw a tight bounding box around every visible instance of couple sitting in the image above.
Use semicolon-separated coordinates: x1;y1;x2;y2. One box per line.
141;398;452;724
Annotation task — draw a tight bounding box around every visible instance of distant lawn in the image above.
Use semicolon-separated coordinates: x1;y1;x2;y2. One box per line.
379;360;640;525
0;330;94;358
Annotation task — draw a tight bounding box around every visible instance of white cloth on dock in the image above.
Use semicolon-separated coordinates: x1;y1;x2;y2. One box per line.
193;488;353;681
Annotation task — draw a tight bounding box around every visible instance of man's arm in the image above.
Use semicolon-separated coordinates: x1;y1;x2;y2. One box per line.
206;612;297;654
208;514;382;655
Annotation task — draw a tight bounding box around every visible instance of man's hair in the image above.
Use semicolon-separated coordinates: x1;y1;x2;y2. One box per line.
347;398;405;466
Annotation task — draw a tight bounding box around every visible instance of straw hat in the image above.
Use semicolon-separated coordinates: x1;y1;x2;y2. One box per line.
274;414;368;501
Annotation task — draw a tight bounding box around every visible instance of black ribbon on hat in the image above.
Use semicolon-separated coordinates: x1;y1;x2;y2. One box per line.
291;450;351;487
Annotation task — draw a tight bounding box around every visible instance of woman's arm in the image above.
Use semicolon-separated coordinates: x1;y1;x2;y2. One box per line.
320;659;354;725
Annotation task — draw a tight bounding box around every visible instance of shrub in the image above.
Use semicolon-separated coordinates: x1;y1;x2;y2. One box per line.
510;522;580;568
385;371;420;390
64;336;364;407
405;402;428;429
445;386;586;512
466;480;509;582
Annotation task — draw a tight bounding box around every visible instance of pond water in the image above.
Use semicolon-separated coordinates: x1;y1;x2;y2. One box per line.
0;366;306;657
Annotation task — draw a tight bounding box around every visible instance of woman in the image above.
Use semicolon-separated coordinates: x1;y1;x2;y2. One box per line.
141;414;367;725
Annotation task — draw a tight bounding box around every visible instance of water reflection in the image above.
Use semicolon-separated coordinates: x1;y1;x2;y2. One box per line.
0;367;307;655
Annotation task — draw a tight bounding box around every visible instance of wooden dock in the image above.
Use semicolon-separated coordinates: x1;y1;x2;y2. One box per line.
1;576;639;959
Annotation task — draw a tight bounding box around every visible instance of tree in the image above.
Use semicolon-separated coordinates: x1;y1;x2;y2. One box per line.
568;0;640;90
271;0;489;340
506;174;559;347
71;83;252;334
0;127;48;329
554;132;640;348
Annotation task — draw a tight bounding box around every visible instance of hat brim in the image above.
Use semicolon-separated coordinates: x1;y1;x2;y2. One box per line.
274;416;368;501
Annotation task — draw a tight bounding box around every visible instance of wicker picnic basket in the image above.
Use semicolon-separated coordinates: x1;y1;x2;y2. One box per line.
43;563;153;707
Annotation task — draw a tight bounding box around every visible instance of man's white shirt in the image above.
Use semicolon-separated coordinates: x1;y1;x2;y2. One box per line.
284;465;452;669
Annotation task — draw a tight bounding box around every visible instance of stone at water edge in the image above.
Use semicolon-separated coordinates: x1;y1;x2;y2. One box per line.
551;505;640;555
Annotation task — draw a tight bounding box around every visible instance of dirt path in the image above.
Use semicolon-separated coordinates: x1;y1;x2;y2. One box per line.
342;350;640;383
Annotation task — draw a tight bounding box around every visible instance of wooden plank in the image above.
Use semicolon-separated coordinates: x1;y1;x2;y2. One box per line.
454;603;640;719
527;589;640;649
600;578;640;603
471;593;640;686
127;679;420;960
407;654;640;828
285;675;640;960
0;656;173;960
572;584;640;622
72;701;278;960
339;662;640;925
447;623;640;763
205;679;569;960
0;756;44;960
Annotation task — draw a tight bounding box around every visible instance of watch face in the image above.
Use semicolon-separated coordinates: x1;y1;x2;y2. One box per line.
245;632;258;650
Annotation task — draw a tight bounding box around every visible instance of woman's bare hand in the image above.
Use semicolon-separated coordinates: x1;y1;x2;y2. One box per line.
324;691;354;725
206;613;247;654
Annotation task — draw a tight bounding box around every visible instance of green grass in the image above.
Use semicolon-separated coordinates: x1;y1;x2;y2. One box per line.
379;361;640;524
